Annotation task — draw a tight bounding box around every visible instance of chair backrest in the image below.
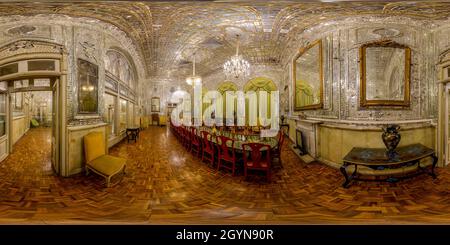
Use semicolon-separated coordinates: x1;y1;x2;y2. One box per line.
277;131;285;152
159;115;167;125
83;132;106;163
186;127;192;140
216;135;235;159
187;127;192;140
191;127;200;144
242;143;271;168
201;131;213;151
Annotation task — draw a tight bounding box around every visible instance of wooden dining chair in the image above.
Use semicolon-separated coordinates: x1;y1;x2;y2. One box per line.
216;135;237;176
84;132;126;187
185;127;192;151
181;127;190;150
242;143;271;181
201;131;215;166
272;131;285;168
190;127;202;157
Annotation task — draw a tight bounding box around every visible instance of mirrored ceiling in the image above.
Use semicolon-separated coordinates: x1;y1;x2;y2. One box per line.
0;1;448;79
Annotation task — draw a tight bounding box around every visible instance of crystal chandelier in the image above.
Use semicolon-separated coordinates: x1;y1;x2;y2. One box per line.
186;54;202;86
223;34;250;80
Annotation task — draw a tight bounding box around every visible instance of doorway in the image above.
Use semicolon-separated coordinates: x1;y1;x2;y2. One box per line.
444;83;450;166
439;58;450;167
1;77;60;174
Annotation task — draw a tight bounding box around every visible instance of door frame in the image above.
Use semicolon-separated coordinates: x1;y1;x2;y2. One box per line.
0;39;68;176
0;91;7;162
6;77;61;174
437;51;450;167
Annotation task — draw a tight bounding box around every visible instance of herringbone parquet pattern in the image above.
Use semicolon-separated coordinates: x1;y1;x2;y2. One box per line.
0;127;450;224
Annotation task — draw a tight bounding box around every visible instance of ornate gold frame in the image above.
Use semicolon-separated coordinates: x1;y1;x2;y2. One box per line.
293;39;324;111
151;96;160;112
360;40;411;108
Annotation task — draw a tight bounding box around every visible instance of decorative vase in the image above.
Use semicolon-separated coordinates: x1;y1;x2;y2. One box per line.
381;124;401;154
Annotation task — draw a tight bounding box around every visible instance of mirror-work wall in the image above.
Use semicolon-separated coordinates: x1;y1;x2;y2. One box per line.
0;15;145;176
285;19;437;122
281;17;442;166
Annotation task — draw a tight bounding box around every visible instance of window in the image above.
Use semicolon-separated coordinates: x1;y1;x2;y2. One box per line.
0;63;18;76
12;92;23;111
14;79;29;89
77;59;98;114
0;81;7;92
33;78;51;87
104;93;116;137
27;60;55;71
119;99;127;132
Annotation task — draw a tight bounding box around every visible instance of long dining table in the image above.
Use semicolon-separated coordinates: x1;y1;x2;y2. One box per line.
170;123;282;175
195;126;278;151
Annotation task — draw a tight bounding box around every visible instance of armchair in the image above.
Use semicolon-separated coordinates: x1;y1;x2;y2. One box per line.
83;132;127;187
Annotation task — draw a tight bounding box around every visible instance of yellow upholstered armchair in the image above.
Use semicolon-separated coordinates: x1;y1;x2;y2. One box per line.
83;132;127;187
159;115;167;126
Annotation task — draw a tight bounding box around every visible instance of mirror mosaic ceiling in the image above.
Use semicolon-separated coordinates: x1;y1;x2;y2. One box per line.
0;1;449;80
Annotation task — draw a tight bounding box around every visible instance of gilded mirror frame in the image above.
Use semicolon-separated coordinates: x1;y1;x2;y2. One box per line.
151;96;160;112
293;39;324;111
360;40;411;108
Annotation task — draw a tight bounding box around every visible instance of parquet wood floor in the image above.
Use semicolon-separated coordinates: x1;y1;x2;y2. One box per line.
0;126;450;224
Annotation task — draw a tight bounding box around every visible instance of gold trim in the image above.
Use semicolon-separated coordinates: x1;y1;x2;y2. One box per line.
293;39;324;111
359;40;411;108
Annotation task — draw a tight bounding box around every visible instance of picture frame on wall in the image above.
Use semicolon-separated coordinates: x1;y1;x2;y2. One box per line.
151;97;160;112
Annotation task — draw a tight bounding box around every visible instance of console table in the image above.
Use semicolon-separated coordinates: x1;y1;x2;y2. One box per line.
341;143;437;188
126;127;140;143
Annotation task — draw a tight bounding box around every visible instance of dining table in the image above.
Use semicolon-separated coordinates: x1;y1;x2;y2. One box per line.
195;126;278;151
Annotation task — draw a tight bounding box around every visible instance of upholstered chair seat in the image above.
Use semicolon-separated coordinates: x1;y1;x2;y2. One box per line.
84;132;126;187
88;155;126;176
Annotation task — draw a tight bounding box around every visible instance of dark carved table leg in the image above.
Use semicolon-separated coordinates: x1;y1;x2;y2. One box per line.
351;165;358;179
418;155;438;179
340;162;351;188
431;154;438;179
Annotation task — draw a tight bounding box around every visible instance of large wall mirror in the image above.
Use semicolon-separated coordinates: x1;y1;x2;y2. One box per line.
151;97;160;112
77;59;99;114
360;40;411;107
293;39;324;110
